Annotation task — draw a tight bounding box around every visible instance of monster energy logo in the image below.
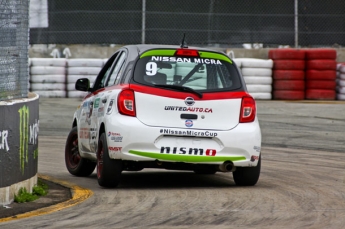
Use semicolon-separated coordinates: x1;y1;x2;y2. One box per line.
18;105;29;174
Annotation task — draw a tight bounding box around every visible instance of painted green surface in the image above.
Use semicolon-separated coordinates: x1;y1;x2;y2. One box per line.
94;98;100;108
34;149;38;159
199;51;232;63
140;50;176;58
129;150;246;163
140;49;232;63
18;105;29;174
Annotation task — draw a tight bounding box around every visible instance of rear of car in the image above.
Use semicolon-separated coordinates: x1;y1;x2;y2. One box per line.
65;45;262;188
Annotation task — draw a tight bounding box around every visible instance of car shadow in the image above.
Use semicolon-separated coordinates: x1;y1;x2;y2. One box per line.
87;170;238;189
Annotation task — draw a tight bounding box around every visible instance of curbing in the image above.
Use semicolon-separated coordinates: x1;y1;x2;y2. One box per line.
0;174;93;223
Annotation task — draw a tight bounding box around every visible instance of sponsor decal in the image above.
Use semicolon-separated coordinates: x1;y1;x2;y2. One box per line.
94;98;100;108
250;155;259;162
129;150;245;162
160;129;218;137
18;105;39;174
18;105;30;165
29;120;39;145
108;146;122;152
185;119;193;127
89;128;97;140
88;106;93;119
79;128;90;139
98;107;104;117
160;147;217;156
253;146;261;152
83;101;89;108
80;128;97;141
184;97;195;106
18;105;29;174
151;56;222;65
0;130;9;152
86;116;92;125
107;99;114;114
108;132;123;142
164;106;212;113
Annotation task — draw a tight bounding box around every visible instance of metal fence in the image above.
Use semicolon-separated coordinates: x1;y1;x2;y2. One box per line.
1;1;344;100
0;0;29;101
29;0;345;47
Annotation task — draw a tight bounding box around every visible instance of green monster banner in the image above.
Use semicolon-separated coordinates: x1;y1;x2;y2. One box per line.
0;98;39;188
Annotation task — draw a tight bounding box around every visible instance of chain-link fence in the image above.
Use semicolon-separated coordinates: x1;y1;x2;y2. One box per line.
0;0;29;101
29;0;345;47
1;1;344;100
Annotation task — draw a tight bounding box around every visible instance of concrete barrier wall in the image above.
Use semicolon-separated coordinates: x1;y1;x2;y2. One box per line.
0;93;39;204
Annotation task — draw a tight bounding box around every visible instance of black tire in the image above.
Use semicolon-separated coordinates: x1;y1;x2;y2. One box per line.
233;155;261;186
65;126;96;176
97;132;122;188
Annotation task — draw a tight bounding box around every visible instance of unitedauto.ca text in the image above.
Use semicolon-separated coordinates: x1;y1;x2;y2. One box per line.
160;129;218;137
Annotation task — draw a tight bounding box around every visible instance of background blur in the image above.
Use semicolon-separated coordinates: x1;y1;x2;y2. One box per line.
1;0;345;100
29;0;345;47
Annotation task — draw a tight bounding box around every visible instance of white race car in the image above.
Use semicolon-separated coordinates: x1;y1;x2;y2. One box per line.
65;43;261;187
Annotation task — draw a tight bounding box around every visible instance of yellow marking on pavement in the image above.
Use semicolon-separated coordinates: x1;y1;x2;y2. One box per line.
0;174;93;223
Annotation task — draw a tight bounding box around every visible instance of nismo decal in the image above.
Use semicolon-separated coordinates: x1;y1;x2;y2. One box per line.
129;150;246;163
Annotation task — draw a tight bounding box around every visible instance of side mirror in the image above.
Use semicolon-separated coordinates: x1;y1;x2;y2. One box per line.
75;78;90;91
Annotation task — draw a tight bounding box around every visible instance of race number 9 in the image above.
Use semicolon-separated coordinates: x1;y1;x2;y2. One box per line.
146;62;157;76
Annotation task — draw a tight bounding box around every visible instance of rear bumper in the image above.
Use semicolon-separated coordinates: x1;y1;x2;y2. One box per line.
105;115;261;167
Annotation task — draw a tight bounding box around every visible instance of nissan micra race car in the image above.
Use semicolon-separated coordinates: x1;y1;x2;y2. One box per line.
65;43;261;188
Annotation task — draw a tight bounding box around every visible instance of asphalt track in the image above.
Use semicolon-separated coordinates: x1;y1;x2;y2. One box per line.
1;98;345;229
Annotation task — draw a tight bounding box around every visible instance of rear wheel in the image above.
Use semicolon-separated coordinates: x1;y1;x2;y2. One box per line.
97;132;122;188
65;126;96;176
233;155;261;186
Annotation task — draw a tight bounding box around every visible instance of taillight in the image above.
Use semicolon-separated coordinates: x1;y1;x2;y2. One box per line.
175;49;199;57
239;96;256;123
118;89;136;117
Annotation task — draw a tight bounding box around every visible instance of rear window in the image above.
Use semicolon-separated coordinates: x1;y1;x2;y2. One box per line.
133;51;242;92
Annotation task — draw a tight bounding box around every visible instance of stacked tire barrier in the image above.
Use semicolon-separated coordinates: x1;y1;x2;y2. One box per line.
29;58;67;98
232;58;242;75
234;58;273;100
28;54;343;100
336;63;345;100
66;59;103;98
304;49;337;100
269;49;306;100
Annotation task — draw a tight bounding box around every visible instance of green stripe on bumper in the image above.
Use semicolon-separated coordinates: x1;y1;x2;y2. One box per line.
128;150;246;163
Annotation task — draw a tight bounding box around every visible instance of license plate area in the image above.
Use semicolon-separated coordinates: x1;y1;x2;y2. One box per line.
154;136;222;156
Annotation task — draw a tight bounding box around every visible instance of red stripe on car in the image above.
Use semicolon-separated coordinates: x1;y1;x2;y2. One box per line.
129;84;249;100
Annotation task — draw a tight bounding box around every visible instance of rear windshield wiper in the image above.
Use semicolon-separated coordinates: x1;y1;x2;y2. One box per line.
153;84;203;98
